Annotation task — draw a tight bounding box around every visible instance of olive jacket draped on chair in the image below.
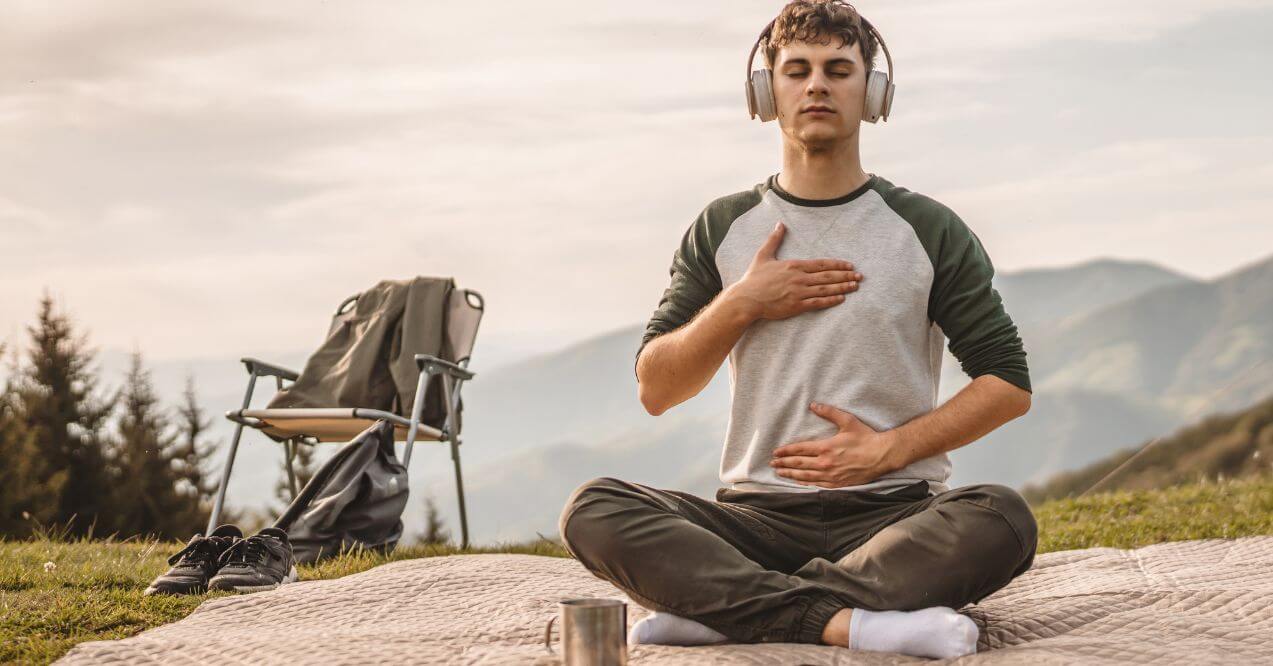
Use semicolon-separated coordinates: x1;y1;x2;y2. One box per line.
265;276;462;435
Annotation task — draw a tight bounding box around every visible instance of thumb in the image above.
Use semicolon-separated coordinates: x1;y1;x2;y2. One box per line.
755;221;785;261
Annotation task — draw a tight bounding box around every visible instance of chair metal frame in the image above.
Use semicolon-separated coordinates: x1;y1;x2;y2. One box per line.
206;288;483;549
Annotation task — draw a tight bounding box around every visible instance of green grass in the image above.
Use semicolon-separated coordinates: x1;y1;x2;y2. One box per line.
1030;472;1273;552
4;474;1271;665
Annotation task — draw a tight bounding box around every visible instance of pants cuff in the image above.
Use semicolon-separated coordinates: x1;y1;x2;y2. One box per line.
795;594;846;644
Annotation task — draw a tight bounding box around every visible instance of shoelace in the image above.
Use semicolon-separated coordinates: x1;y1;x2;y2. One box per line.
219;536;271;567
168;536;231;568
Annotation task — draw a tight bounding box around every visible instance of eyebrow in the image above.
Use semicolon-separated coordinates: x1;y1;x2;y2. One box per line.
780;57;856;68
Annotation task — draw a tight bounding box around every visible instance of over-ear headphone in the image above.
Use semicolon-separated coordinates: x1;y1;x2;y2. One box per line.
745;3;895;123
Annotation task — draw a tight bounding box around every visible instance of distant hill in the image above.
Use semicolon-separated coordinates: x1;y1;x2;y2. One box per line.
944;387;1174;488
452;325;728;470
1027;253;1273;412
455;409;729;543
947;252;1273;490
1021;392;1273;504
994;256;1192;330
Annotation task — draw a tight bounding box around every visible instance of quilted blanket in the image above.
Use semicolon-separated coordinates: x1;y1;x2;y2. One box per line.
59;535;1273;664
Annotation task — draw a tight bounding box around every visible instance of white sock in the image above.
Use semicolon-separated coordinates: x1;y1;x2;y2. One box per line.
848;606;978;659
627;611;729;646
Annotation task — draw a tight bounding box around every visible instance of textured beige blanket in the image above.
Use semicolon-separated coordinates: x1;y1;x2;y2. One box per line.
59;535;1273;664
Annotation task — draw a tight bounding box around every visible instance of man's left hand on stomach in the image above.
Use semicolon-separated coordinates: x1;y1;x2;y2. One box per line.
769;401;902;488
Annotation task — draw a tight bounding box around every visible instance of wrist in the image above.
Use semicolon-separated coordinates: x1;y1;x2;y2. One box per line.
878;429;908;473
721;283;761;326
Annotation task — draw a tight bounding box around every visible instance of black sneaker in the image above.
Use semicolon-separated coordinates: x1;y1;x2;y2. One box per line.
144;524;244;596
208;527;299;593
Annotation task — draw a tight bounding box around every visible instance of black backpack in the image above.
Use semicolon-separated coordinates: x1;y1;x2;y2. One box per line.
273;419;410;563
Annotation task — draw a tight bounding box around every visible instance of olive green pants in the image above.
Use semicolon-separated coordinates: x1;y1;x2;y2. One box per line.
558;477;1038;645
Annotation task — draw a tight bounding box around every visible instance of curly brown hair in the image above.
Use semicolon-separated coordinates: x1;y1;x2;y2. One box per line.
763;0;878;71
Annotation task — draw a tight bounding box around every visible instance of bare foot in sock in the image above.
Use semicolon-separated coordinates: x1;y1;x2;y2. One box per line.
849;606;978;659
628;611;729;646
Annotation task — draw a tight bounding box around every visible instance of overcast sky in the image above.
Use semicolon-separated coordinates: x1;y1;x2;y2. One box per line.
2;0;1271;369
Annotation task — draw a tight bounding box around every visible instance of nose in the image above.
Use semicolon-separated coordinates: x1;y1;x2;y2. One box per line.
805;68;831;97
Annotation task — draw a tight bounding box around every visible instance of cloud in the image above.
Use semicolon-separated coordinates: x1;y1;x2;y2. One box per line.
0;0;1268;360
937;136;1273;276
0;3;287;83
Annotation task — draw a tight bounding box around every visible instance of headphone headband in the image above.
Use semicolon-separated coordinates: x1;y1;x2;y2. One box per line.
745;4;895;120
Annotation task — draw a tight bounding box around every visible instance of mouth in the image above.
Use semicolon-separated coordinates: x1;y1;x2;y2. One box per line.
801;106;835;115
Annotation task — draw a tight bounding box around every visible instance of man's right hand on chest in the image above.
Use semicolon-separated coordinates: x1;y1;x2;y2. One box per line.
729;221;864;322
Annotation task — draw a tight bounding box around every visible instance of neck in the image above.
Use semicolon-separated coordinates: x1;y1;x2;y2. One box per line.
777;133;869;200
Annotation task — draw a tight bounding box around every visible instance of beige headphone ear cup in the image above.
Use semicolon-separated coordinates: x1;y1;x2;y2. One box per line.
882;79;895;121
751;68;777;122
863;70;888;123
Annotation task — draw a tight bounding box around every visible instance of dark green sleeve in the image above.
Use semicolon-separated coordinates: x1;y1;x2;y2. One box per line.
929;213;1032;393
634;188;763;380
634;210;724;381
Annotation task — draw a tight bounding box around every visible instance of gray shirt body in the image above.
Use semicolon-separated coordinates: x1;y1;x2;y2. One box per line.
638;174;1031;496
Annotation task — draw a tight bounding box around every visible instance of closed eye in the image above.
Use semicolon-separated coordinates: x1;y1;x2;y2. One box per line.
785;70;851;78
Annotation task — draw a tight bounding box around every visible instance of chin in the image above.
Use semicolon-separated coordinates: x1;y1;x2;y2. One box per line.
796;127;843;144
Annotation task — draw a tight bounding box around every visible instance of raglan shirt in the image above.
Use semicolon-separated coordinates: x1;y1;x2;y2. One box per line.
636;173;1030;495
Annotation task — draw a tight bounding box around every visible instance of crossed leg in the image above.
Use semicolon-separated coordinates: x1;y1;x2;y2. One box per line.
807;483;1039;611
558;476;841;644
558;476;1038;647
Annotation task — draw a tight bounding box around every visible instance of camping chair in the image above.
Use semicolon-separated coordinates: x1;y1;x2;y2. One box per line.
207;281;484;549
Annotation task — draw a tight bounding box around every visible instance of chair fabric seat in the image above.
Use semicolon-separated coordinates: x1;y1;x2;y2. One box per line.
237;408;445;443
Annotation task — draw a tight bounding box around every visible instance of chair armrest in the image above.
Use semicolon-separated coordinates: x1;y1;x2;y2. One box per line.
415;354;475;380
241;357;300;382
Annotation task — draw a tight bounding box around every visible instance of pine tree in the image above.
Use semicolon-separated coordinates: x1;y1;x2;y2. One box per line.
274;440;317;513
172;374;214;530
0;345;66;537
12;294;115;536
421;494;451;545
110;351;169;536
110;350;197;539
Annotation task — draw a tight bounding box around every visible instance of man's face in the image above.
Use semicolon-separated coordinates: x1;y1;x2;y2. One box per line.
771;35;867;146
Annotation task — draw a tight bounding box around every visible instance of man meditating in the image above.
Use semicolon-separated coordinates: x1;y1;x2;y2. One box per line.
558;1;1037;659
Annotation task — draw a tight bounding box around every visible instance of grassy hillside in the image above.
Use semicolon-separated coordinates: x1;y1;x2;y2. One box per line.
1022;392;1273;503
4;474;1272;665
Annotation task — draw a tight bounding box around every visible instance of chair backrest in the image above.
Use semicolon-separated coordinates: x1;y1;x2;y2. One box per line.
446;288;484;367
333;280;484;368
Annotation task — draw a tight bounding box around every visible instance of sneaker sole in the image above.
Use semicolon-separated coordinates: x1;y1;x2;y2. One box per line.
226;566;299;594
144;583;207;596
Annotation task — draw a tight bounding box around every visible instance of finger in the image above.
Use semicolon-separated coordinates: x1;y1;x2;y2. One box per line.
792;258;854;272
802;270;863;286
774;468;826;482
769;455;821;470
755;221;786;260
773;441;821;457
800;294;846;310
799;281;857;300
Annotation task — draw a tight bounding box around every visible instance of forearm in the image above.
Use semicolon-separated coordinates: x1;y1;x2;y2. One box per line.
637;284;756;415
880;374;1032;472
